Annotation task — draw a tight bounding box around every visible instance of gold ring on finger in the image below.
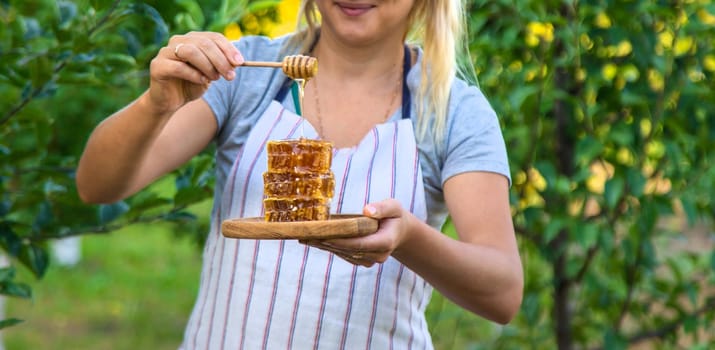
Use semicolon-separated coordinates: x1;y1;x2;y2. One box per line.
351;252;364;260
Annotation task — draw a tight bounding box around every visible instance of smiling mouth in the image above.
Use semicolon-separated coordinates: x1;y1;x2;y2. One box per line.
336;2;375;16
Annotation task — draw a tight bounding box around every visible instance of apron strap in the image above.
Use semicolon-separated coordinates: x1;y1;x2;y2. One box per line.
274;77;294;108
275;44;414;119
401;45;412;119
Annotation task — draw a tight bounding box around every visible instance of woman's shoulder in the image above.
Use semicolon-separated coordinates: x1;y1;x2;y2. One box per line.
449;78;496;120
405;47;492;117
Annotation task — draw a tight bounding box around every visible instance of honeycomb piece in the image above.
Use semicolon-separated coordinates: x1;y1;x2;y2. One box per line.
266;138;333;173
263;171;335;199
263;197;331;222
263;138;335;222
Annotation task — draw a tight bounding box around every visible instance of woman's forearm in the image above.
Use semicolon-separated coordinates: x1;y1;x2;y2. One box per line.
393;217;524;324
76;91;172;203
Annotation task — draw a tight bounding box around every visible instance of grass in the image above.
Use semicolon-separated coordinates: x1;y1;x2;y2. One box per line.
2;223;203;350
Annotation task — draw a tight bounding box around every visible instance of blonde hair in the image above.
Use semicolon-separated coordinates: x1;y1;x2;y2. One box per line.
287;0;470;144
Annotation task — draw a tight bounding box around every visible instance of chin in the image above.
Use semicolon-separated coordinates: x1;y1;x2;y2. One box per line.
335;28;382;47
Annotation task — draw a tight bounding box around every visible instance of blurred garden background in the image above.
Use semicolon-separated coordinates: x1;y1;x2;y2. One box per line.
1;0;714;349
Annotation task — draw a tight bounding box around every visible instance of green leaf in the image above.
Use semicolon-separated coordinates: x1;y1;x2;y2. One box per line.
609;122;634;147
440;216;457;238
0;318;24;330
686;283;698;308
19;243;49;279
543;217;563;243
92;3;168;44
509;85;541;111
626;167;646;198
190;155;215;186
96;53;137;69
683;315;698;334
174;13;201;32
32;201;55;232
0;223;22;257
679;197;698;227
55;72;102;85
57;1;78;29
0;267;15;282
166;211;197;222
175;0;206;30
621;90;647;106
521;292;542;325
0;280;31;299
213;0;251;31
575;136;603;167
604;176;625;209
554;177;571;195
127;3;169;43
535;161;557;187
125;194;171;218
175;168;192;190
603;329;627;350
640;239;657;269
43;180;66;195
174;187;208;208
247;0;282;12
98;201;130;225
576;223;599;249
27;55;54;89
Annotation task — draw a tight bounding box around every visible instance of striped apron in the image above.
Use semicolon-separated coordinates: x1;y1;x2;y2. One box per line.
181;50;432;350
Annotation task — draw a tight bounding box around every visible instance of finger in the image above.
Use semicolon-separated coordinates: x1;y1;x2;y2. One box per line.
322;244;388;264
334;252;376;268
204;32;244;66
168;43;223;81
306;241;376;260
321;236;389;255
363;198;403;219
194;36;240;80
151;52;209;86
314;242;384;267
158;44;217;82
193;32;245;79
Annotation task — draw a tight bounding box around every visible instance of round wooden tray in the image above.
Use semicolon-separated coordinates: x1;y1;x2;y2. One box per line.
221;214;378;240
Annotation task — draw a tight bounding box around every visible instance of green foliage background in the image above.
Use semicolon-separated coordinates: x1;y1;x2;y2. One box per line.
1;0;714;349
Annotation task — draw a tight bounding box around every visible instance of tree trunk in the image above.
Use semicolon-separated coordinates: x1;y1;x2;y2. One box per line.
553;241;573;350
551;4;580;349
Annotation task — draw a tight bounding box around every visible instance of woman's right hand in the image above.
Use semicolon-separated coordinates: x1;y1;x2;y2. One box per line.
147;31;245;116
77;32;236;204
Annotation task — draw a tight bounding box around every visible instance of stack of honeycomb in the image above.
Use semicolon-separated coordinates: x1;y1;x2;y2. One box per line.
263;138;335;222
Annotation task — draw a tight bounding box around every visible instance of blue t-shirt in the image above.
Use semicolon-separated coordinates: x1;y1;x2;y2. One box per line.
203;35;510;229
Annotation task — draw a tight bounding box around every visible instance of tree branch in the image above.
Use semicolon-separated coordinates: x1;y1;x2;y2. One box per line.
0;0;123;126
628;297;715;345
28;206;193;241
590;296;715;350
514;225;540;244
573;245;598;283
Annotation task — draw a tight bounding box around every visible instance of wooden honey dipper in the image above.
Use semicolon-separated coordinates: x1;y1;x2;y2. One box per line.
239;55;318;80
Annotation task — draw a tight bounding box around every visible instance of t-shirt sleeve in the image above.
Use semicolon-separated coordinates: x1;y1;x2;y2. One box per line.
203;70;234;132
442;85;511;186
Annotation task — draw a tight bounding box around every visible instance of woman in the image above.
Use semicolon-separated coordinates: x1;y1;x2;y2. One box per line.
76;0;523;348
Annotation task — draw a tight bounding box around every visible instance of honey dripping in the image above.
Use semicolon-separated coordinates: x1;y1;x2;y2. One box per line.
261;57;334;222
295;78;308;137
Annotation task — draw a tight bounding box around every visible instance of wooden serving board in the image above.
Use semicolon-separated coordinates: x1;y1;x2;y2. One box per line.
221;214;378;240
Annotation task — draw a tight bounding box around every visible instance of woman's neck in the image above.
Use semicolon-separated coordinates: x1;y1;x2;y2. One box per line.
311;30;405;82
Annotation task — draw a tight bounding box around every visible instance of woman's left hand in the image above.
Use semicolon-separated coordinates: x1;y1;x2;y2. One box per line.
302;199;413;267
